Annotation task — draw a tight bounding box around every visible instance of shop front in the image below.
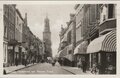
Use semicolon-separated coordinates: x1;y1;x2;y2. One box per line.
58;46;67;66
14;45;19;66
21;46;27;65
87;29;116;74
8;39;18;66
65;44;75;67
74;41;89;68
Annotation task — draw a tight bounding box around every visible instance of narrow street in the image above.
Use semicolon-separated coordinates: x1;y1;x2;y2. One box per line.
3;4;116;75
9;63;75;74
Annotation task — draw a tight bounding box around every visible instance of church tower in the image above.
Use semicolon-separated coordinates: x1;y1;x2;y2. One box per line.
43;16;52;58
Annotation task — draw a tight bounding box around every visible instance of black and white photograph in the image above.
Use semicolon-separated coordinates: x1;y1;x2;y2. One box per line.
2;2;117;75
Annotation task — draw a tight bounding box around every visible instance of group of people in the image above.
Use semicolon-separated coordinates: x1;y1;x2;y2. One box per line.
77;58;115;74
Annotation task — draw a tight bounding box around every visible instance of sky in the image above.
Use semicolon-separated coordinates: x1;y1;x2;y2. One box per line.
16;4;75;57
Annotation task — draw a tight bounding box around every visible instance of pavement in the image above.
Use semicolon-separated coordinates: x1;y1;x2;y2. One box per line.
4;63;37;74
4;62;93;75
55;62;92;75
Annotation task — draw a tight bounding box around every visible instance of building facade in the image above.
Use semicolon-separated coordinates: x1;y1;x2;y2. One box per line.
57;14;76;66
3;5;43;67
15;9;24;65
87;4;116;74
57;4;116;74
3;4;16;66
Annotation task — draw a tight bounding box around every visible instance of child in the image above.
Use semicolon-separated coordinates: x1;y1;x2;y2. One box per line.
91;63;98;74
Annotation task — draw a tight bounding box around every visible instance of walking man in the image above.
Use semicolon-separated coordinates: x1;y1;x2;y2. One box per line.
82;60;87;73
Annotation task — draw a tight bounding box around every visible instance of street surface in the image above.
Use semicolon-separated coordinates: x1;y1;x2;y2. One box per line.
9;62;75;74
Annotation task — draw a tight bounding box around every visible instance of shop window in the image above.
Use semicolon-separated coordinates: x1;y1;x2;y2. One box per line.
106;53;116;66
92;53;98;66
4;26;7;38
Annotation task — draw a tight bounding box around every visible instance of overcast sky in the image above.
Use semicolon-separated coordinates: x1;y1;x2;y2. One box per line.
16;4;75;57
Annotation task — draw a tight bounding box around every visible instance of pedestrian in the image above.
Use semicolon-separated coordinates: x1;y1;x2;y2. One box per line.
82;60;87;73
77;58;82;68
91;63;98;74
15;58;18;66
3;69;6;75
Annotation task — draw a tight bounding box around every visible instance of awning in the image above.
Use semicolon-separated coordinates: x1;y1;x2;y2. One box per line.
74;41;88;55
87;29;116;53
61;34;67;43
8;39;18;46
68;44;73;51
65;54;74;61
59;47;67;57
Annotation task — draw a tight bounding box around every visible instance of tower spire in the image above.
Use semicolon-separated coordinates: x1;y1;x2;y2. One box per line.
44;14;50;32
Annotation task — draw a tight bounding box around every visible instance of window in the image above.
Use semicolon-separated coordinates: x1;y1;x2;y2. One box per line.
4;26;7;38
100;5;107;23
108;4;114;19
67;31;72;44
17;17;19;25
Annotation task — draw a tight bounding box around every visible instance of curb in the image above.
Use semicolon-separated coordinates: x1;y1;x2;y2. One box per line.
5;63;38;75
57;65;91;75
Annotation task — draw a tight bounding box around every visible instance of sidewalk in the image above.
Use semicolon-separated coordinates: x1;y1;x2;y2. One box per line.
60;66;92;75
4;63;37;74
55;62;92;75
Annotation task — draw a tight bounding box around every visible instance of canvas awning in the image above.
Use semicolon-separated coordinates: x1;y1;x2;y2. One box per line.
87;29;116;53
68;44;73;51
74;41;88;55
59;47;67;57
61;34;67;43
64;54;74;61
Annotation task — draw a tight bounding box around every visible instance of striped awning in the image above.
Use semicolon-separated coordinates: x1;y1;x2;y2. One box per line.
74;41;88;55
87;29;116;53
59;46;67;57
